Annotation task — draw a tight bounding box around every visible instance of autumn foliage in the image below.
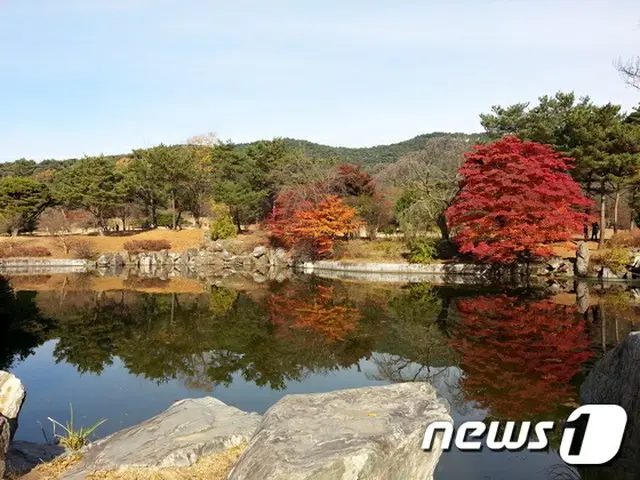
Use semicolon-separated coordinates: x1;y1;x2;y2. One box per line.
446;136;592;264
268;195;360;257
268;285;363;343
449;295;593;420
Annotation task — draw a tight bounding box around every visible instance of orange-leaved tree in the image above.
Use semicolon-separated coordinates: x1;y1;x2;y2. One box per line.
445;136;592;264
268;285;363;343
268;195;360;257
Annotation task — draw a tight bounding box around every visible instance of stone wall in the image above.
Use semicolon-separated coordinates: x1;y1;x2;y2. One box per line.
95;244;293;283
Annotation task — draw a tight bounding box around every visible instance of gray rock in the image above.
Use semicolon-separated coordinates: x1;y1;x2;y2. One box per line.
138;253;152;269
252;246;267;258
112;253;126;268
599;266;619;279
185;248;199;260
0;417;9;478
575;281;590;314
575;241;589;277
167;251;181;263
581;332;640;477
118;251;131;265
210;241;225;253
0;371;26;439
252;272;267;283
5;441;67;476
222;251;234;262
229;383;451;480
156;249;169;265
96;254;114;267
61;397;261;479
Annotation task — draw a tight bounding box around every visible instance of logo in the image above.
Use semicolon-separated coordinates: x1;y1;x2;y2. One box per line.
422;404;627;466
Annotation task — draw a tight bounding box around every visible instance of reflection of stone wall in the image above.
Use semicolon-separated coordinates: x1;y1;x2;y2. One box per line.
95;244;293;283
580;332;640;479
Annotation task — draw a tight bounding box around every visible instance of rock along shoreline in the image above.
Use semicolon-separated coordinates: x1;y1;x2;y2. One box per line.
0;371;451;480
0;240;636;284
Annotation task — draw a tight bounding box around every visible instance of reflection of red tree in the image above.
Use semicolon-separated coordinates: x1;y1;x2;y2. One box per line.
450;295;593;420
269;285;362;343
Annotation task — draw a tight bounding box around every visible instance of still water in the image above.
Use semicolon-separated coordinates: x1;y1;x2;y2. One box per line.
1;273;637;479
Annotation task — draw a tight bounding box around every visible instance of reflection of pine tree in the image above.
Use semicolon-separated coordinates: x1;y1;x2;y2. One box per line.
450;295;593;421
0;276;54;370
370;283;458;382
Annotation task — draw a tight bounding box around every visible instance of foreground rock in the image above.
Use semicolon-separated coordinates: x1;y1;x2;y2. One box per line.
0;371;26;438
5;441;67;477
580;332;640;478
0;417;9;479
61;397;262;479
229;383;451;480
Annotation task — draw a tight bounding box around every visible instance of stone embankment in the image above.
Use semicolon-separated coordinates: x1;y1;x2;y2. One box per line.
95;244;293;283
2;372;450;480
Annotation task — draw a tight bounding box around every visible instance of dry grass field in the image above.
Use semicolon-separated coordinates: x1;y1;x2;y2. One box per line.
0;227;268;259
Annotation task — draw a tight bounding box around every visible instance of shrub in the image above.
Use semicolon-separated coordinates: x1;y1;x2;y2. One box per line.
209;203;237;241
123;239;172;255
407;237;438;264
210;215;236;241
606;231;640;248
156;211;174;228
0;245;51;258
69;239;97;260
600;248;633;273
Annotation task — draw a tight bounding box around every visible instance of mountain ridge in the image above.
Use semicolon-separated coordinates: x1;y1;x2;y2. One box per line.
0;131;487;177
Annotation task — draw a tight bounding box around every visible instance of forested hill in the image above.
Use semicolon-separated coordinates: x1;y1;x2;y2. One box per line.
0;131;486;177
239;132;487;164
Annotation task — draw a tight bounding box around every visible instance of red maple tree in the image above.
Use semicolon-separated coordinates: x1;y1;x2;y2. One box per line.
449;295;594;420
445;136;592;264
268;195;360;257
331;164;376;197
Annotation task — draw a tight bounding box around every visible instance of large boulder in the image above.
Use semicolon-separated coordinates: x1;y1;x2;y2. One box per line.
0;371;26;439
575;241;590;277
0;417;9;479
229;383;451;480
5;441;67;477
580;332;640;478
61;397;261;479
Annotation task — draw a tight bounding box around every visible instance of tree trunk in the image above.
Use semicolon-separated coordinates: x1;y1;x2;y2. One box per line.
121;215;126;232
149;199;158;229
436;213;450;240
171;192;177;230
233;210;242;233
10;228;19;237
599;193;606;249
614;191;620;234
176;210;183;230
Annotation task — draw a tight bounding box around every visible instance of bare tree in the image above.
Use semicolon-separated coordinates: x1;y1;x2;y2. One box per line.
38;207;74;254
616;56;640;90
376;136;471;238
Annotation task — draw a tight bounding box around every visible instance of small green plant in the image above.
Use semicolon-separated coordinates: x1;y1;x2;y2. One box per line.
47;404;106;451
407;237;438;264
601;247;633;273
209;203;237;240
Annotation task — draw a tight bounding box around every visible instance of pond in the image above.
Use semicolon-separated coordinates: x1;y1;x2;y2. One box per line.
1;272;638;479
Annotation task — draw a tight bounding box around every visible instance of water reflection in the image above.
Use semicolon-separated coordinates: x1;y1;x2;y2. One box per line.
3;274;640;479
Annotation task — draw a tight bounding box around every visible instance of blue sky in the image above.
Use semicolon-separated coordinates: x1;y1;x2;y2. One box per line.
1;0;640;161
